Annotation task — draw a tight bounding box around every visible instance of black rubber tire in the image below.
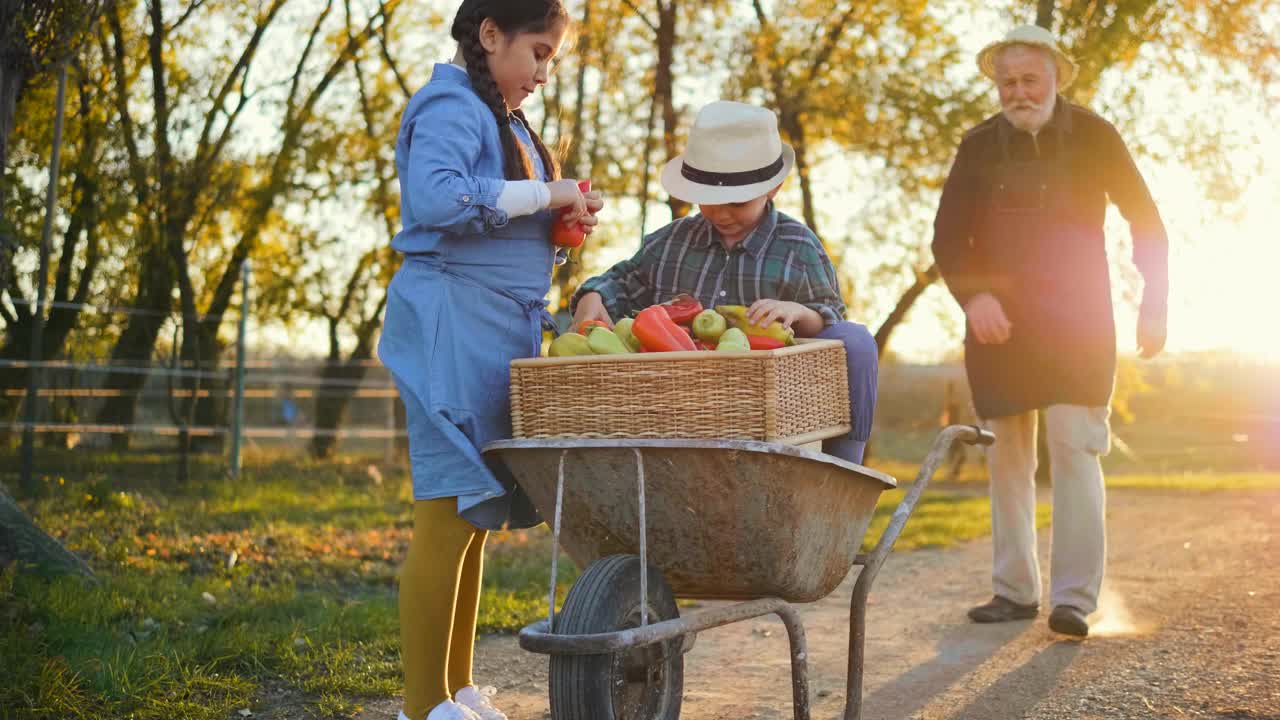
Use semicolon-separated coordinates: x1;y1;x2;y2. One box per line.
549;555;684;720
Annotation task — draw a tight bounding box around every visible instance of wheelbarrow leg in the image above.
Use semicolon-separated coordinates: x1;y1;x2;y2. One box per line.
775;603;811;720
845;569;872;720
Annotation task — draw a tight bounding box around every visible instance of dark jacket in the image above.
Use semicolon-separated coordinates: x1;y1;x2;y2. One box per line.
931;98;1168;419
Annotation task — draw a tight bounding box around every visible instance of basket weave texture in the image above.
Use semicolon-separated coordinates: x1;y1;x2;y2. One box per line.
509;339;851;444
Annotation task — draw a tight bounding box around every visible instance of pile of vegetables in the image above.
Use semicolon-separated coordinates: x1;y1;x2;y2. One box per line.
547;295;796;358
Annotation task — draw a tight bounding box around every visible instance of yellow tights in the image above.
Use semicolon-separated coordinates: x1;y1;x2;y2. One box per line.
400;498;488;720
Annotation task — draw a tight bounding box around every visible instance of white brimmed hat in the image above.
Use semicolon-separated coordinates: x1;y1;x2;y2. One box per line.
660;101;795;205
977;24;1078;90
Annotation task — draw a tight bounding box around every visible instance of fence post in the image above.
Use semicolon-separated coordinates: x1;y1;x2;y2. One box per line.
19;63;68;494
230;259;250;478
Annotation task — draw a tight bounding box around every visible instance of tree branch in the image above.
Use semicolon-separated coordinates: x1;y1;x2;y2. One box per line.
376;12;411;99
805;2;861;85
194;0;288;177
874;263;939;356
167;0;212;33
621;0;658;35
285;0;335;120
101;6;147;201
204;0;398;323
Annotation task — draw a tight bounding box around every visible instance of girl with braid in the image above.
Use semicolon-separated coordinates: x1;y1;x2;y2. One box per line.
378;2;601;719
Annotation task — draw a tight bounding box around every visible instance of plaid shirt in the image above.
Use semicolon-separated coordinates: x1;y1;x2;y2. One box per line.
573;203;846;327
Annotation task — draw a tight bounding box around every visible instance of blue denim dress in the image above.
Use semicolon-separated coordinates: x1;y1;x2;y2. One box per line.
379;64;552;530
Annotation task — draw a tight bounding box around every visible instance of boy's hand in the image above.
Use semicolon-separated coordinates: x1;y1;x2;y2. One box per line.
747;299;817;332
571;292;612;330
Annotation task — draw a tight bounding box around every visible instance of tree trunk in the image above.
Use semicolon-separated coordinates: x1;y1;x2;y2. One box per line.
0;72;98;435
1036;0;1055;30
190;324;228;453
0;483;94;579
309;354;373;459
779;110;821;242
655;1;689;220
0;62;24;178
92;244;174;447
309;321;380;459
568;0;589;177
874;263;940;357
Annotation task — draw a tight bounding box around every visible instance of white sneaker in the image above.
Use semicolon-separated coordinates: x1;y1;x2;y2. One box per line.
401;699;481;720
454;685;509;720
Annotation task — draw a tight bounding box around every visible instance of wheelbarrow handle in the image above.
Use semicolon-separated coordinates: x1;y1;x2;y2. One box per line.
860;424;994;580
966;425;997;447
844;423;995;720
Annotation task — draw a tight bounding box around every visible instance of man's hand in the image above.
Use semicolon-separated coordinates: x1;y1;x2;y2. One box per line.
747;299;823;337
964;292;1012;344
1137;303;1166;359
571;291;612;331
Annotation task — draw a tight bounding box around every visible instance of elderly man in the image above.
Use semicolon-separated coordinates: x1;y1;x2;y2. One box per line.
931;25;1168;637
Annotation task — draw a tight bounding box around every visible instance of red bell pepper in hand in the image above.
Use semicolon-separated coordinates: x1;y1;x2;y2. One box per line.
659;293;704;325
551;180;592;248
747;335;787;350
633;306;698;352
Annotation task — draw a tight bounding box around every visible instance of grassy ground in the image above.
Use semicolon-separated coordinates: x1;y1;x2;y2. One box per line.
4;446;1276;719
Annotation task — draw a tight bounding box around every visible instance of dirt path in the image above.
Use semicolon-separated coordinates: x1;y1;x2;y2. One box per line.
360;487;1280;720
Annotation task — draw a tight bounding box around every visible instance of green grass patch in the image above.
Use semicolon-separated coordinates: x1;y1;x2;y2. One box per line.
1104;472;1280;491
1;451;576;719
862;489;1050;551
1;451;1042;719
866;454;1280;494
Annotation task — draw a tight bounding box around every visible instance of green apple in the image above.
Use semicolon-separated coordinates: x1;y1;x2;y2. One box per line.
691;309;728;342
715;327;750;352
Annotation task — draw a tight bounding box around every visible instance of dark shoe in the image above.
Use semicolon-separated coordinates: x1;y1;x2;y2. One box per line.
1048;605;1089;637
968;595;1039;623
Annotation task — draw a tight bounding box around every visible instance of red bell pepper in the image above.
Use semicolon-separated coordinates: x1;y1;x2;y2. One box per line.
747;335;787;350
659;293;704;325
550;180;593;248
633;306;698;352
578;319;611;335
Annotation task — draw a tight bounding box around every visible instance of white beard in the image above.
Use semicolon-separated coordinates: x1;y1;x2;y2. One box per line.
1003;94;1056;133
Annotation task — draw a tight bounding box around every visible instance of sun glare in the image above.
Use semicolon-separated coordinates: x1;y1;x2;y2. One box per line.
1165;178;1280;362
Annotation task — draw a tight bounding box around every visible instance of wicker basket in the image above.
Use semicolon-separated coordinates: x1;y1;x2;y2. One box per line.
509;339;851;444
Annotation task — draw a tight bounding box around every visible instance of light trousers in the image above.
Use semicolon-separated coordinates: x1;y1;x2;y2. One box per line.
983;405;1110;614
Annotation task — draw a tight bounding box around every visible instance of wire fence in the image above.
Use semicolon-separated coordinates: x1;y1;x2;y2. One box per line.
3;263;406;488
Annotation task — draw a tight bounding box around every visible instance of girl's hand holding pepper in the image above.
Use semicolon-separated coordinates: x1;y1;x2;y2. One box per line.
580;189;603;234
547;180;604;233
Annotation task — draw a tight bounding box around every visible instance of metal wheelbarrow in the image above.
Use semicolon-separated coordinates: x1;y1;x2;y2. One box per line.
482;425;994;720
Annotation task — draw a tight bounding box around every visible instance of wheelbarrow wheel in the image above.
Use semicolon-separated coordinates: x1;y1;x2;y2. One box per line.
549;554;683;720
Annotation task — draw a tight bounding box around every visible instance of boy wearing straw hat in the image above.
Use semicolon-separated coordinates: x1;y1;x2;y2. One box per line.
931;25;1169;637
571;100;878;465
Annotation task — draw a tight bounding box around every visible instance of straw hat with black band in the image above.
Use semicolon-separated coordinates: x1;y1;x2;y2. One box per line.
660;101;795;205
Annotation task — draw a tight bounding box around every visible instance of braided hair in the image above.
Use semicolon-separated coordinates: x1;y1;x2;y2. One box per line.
451;0;566;181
